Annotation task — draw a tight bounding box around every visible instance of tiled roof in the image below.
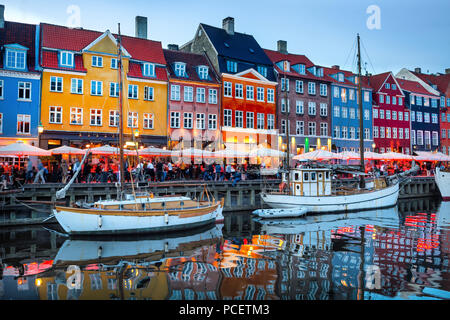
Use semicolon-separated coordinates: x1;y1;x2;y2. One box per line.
40;50;87;72
362;72;391;92
0;21;38;72
40;23;166;65
396;78;439;96
163;49;219;84
127;61;168;81
411;71;450;95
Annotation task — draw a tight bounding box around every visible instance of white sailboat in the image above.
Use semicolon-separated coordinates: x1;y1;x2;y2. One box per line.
52;24;224;235
258;34;409;216
435;167;450;201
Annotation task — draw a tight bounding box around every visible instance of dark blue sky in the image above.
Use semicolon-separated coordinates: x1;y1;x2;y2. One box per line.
3;0;449;75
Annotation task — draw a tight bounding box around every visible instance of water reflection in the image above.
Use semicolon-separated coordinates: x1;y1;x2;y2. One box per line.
0;198;449;300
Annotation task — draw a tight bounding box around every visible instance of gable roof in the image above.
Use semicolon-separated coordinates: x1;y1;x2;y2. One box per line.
200;23;272;66
0;21;38;72
396;78;439;96
411;71;450;95
362;72;391;92
163;49;219;84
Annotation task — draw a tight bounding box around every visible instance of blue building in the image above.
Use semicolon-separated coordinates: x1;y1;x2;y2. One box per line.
0;11;41;147
325;66;373;153
396;77;441;152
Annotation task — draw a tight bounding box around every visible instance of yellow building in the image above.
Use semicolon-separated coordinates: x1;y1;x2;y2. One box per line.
39;23;168;149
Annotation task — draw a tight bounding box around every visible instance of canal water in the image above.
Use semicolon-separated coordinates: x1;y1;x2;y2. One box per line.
0;197;449;301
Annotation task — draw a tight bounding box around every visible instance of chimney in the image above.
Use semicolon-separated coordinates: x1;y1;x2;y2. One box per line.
135;16;147;39
222;17;234;35
332;65;340;70
414;67;421;74
277;40;287;54
446;68;450;75
0;5;5;29
168;44;179;51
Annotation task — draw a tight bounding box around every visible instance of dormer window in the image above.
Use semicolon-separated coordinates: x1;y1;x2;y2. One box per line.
59;51;74;68
283;60;290;72
5;46;27;70
257;66;267;77
174;62;186;77
198;65;209;80
92;56;103;67
143;63;155;77
226;60;237;73
316;68;323;77
298;64;305;75
338;73;344;82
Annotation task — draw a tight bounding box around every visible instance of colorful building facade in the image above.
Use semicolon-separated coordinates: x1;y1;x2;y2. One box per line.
364;72;410;154
164;48;221;150
264;42;332;154
39;23;168;149
0;20;41;147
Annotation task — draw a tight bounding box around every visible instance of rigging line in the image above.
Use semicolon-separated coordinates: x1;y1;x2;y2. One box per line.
361;39;376;75
343;37;357;70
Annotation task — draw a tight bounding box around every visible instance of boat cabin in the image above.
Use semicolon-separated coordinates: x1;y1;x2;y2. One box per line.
283;168;332;196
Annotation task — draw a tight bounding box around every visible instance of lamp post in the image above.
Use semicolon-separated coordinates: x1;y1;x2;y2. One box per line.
37;122;44;148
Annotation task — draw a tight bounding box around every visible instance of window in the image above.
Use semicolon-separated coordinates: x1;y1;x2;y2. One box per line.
17;114;31;134
417;130;423;145
184;86;193;102
379;109;384;119
281;120;287;135
92;56;103;67
296;80;304;93
308;82;316;95
432;113;438;124
416;96;423;106
198;66;209;80
411;130;416;145
127;112;138;128
235;111;243;128
308;102;316;115
308;122;316;136
349;127;355;139
110;83;119;97
411;111;416;122
432;131;439;146
341;88;347;103
393;127;397;139
333;106;340;117
399;128;404;139
281;99;290;113
405;112;409;122
386;127;391;138
297;101;304;114
399;111;403;121
379;94;384;103
246;112;254;129
70;107;83;125
235;84;243;98
281;78;289;92
416;112;423;122
385;83;390;89
267;89;275;103
128;84;138;99
386;110;391;120
226;60;237;73
0;80;3;99
224;82;232;97
320;123;328;136
170;111;180;128
320;84;327;96
18;82;31;101
373;108;378;119
373;126;379;138
349;108;356;119
443;129;447;139
171;85;181;101
380;126;385;138
183;112;193;129
431;99;438;108
334;126;340;138
364;109;370;120
196;88;206;103
333;87;340;98
424;97;430;107
174;63;186;77
196;113;205;129
405;128;409;139
392;84;397;90
144;86;154;101
246;86;254;100
50;76;63;92
91;80;103;96
49;106;62;124
257;66;267;77
60;51;74;67
392;111;397;120
143;63;155;77
109;110;119;127
111;58;118;69
342;107;348;118
349;89;355;101
209;89;217;104
90;109;102;126
364;91;370;102
296;121;305;135
257;113;265;130
424;131;431;146
224;109;232;127
320;103;327;116
267;114;275;130
257;87;264;102
398;97;403;105
5;49;26;69
208;114;217;130
71;78;83;94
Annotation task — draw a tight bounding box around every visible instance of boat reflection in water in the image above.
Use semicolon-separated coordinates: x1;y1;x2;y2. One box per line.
33;223;224;300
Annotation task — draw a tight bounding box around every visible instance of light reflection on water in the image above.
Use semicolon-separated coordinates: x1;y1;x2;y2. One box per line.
0;198;449;300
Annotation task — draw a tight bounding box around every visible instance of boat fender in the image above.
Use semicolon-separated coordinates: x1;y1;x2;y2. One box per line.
164;242;168;252
279;182;287;193
164;212;169;224
98;215;103;228
98;246;102;258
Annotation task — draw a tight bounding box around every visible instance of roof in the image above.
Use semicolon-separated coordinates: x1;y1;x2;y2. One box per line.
411;71;450;95
361;72;391;92
322;66;372;90
396;78;439;96
163;49;219;84
40;23;166;65
0;21;38;72
40;50;87;72
200;23;272;66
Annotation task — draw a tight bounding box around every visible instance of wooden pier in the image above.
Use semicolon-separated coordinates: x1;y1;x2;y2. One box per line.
0;176;441;226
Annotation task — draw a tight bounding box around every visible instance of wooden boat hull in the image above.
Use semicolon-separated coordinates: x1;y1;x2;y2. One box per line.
261;182;399;213
252;207;308;219
435;168;450;201
53;201;224;236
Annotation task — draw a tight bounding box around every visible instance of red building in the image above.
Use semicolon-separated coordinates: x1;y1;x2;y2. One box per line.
364;72;410;154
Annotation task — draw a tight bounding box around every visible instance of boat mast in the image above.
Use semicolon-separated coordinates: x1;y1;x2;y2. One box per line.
117;24;125;196
284;64;291;195
357;34;364;173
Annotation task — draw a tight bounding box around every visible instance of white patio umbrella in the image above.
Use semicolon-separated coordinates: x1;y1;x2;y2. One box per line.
0;141;51;169
364;151;384;160
213;149;248;158
414;151;450;161
50;145;85;155
339;151;361;160
249;146;286;158
293;149;341;161
139;146;172;157
171;147;215;158
90;145;133;155
380;151;413;160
